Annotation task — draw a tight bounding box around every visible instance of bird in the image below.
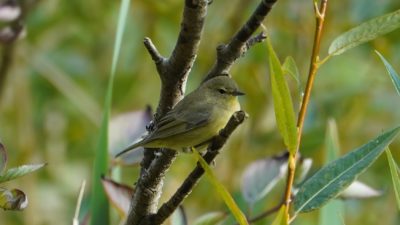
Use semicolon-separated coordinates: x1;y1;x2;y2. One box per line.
115;75;244;157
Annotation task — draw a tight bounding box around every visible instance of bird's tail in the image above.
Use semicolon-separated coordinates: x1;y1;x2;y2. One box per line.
115;140;143;158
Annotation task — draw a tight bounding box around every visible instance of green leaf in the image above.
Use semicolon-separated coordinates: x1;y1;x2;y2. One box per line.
318;200;344;225
0;188;28;211
193;211;226;225
329;9;400;56
90;0;131;224
325;119;340;162
282;56;300;86
266;39;298;154
386;148;400;211
0;164;45;183
375;51;400;97
293;126;400;214
0;143;7;174
270;205;287;225
194;150;248;225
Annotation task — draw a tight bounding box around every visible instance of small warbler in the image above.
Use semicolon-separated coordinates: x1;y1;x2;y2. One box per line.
116;75;244;157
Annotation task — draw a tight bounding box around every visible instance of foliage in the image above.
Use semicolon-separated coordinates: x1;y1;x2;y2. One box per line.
0;143;44;211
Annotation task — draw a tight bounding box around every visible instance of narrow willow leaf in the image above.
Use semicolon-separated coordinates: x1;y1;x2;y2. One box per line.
266;39;297;153
325;119;340;162
90;0;130;224
386;148;400;211
0;164;45;183
375;51;400;97
193;211;226;225
0;143;7;174
241;153;288;204
194;151;248;225
294;126;400;214
271;205;287;225
329;9;400;56
282;56;300;85
0;188;28;210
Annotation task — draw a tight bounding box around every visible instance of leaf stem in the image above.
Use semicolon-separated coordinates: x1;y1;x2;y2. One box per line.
283;0;329;220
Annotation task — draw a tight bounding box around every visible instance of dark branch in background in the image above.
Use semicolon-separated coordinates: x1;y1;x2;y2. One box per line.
126;1;209;225
205;0;277;81
0;0;21;94
0;44;15;92
142;111;247;225
0;0;39;94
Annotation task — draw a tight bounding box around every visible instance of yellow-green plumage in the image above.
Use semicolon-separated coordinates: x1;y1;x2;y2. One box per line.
116;76;243;157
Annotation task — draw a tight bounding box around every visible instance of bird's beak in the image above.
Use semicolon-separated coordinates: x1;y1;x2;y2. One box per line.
232;90;245;96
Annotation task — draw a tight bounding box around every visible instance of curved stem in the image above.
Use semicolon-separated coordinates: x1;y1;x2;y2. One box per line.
283;0;329;220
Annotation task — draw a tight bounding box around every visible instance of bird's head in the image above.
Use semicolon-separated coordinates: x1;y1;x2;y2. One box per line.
202;75;245;100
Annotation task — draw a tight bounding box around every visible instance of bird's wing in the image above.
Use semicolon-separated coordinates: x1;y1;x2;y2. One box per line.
145;103;211;141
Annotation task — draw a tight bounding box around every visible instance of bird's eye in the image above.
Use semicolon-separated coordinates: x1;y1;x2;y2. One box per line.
218;88;226;94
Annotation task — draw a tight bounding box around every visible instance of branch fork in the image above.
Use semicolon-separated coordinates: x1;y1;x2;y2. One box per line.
126;0;279;224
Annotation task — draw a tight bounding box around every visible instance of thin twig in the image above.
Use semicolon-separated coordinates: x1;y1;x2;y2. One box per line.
73;180;86;225
143;37;164;66
246;32;267;51
142;111;247;225
205;0;278;81
283;0;329;220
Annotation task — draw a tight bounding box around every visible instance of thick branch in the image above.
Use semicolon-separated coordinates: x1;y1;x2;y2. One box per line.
127;1;208;225
142;111;247;225
205;0;277;81
154;0;209;117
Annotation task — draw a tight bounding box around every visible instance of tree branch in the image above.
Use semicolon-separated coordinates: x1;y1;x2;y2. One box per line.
204;0;278;81
127;0;280;224
143;37;164;66
143;111;247;225
126;1;209;225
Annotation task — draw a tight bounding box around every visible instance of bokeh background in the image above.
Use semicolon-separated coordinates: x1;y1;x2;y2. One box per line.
1;0;400;224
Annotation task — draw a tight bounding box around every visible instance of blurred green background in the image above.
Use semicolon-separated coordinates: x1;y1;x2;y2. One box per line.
1;0;400;224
